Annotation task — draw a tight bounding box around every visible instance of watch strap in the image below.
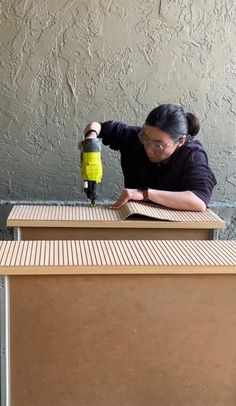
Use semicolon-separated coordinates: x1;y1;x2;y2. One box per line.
142;189;149;200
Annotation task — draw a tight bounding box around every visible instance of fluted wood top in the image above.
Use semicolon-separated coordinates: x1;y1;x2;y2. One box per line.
0;239;235;275
7;203;225;229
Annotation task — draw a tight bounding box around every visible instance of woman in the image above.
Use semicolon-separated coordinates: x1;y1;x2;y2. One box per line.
83;104;216;211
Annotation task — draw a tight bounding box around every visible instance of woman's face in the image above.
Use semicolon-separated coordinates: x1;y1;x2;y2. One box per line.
140;125;186;163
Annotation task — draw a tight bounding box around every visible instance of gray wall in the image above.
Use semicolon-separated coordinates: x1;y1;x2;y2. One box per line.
0;0;235;237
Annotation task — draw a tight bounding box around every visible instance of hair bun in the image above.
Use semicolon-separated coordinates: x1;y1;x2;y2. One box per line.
186;113;200;137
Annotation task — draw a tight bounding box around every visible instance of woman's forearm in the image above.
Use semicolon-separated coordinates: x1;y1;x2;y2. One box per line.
148;189;206;211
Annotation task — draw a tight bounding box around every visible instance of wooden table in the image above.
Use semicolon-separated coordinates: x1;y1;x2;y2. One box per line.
1;239;236;406
7;204;225;240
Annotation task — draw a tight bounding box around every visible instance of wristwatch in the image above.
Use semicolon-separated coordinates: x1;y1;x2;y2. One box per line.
141;189;149;200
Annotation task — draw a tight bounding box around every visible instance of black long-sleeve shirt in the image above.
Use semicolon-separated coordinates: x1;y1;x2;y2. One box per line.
99;121;217;205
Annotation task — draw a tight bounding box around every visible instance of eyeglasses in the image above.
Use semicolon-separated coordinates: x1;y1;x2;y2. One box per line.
138;130;171;152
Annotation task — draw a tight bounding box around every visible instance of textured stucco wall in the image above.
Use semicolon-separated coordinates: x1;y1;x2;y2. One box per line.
0;1;235;230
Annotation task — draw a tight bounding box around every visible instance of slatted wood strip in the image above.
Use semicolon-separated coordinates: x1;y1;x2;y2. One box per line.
128;202;223;221
7;203;224;225
0;240;235;275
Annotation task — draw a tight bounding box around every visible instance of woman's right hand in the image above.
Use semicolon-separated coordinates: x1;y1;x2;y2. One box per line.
83;122;101;138
78;122;101;151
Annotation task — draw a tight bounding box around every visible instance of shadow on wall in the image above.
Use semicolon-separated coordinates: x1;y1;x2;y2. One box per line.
214;208;236;240
0;205;14;241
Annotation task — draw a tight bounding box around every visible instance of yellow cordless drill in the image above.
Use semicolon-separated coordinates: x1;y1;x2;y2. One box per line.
80;138;103;206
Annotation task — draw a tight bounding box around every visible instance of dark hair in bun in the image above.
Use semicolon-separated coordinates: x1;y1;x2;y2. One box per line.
145;104;200;141
186;112;200;137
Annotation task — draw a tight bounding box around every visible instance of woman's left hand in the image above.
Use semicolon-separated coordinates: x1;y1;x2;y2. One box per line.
112;189;144;209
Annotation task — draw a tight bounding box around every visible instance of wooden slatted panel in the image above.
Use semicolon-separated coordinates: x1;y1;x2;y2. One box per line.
127;202;222;222
7;204;224;224
0;240;235;274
